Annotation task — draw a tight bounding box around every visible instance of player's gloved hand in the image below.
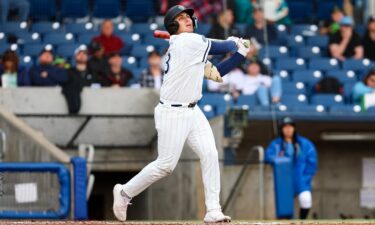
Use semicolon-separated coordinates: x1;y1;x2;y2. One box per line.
204;61;223;83
237;38;251;57
226;36;240;47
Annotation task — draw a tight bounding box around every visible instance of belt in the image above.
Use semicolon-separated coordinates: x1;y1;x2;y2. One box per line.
159;100;197;108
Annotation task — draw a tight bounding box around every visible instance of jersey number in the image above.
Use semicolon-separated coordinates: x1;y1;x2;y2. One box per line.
164;53;171;74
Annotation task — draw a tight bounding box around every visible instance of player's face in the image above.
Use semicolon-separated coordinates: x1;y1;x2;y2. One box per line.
175;12;194;34
366;74;375;88
282;125;295;139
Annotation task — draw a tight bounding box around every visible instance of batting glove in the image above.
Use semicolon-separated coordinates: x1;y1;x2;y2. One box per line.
204;61;223;83
226;36;240;47
237;38;251;57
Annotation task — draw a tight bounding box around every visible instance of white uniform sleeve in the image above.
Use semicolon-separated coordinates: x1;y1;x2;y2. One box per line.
177;33;211;64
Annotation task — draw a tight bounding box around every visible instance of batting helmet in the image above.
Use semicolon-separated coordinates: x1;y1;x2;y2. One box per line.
164;5;197;35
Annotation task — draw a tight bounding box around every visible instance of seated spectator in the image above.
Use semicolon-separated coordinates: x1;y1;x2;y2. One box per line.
363;16;375;61
207;9;241;40
0;0;29;23
263;0;292;26
179;0;222;22
53;56;71;69
103;53;133;87
140;51;164;89
352;68;375;103
207;67;245;94
265;117;318;219
319;6;344;35
234;0;255;24
87;41;110;86
240;59;281;106
92;20;124;56
29;49;68;86
329;16;363;61
244;4;278;45
0;49;29;87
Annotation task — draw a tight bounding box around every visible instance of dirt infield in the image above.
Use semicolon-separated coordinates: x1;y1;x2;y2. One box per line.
1;221;375;225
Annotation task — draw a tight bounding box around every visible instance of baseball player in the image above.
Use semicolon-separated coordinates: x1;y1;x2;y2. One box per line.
113;5;251;222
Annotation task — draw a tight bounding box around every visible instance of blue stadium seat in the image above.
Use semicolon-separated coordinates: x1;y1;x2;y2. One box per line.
196;23;212;36
275;24;288;45
200;93;233;115
143;35;169;51
275;58;307;71
281;94;308;107
290;24;318;36
326;70;357;83
343;83;355;100
292;70;324;85
130;45;156;58
125;0;156;22
56;44;81;58
61;0;89;19
118;34;142;46
31;22;64;34
130;68;144;80
19;55;35;70
0;22;28;34
316;0;343;21
139;57;148;68
286;35;305;47
342;59;374;72
0;44;10;53
273;70;291;82
310;94;345;107
16;32;42;44
288;2;314;23
92;0;121;19
22;43;47;57
122;56;139;69
65;23;95;34
78;32;97;45
259;45;289;59
330;105;362;114
291;105;327;114
296;46;322;59
235;95;258;108
200;105;216;120
43;33;75;45
282;81;307;94
130;23;157;36
307;35;329;48
309;58;340;71
29;0;57;20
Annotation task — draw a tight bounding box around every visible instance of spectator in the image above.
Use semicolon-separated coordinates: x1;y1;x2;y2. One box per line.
29;49;68;86
87;41;110;86
0;49;29;87
207;67;244;94
92;20;124;56
179;0;222;22
319;6;344;35
140;51;164;89
352;68;375;103
263;0;292;26
103;53;133;87
265;117;318;219
0;0;29;23
53;56;70;69
240;59;281;106
329;16;363;61
363;16;375;61
234;0;255;24
244;4;278;45
207;9;241;40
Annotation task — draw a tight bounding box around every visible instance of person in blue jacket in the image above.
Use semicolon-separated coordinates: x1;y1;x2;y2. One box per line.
29;49;68;86
265;117;318;219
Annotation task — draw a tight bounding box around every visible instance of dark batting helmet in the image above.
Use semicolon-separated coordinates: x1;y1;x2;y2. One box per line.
164;5;197;35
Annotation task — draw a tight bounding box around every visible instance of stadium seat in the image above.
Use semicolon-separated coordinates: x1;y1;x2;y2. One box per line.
61;0;89;19
292;70;324;85
196;23;212;36
200;93;233;115
16;32;42;44
291;105;327;114
29;0;57;20
130;45;156;58
125;0;156;22
343;83;355;100
342;59;374;72
282;81;307;94
309;58;340;71
290;24;318;36
139;57;148;68
275;58;307;71
130;68;144;80
281;94;308;107
235;95;258;108
259;46;289;59
288;2;314;23
330;105;362;114
310;94;345;107
122;56;139;69
0;44;10;53
316;0;343;21
92;0;121;19
65;23;95;34
56;44;81;58
22;43;48;57
275;24;288;45
118;34;142;46
43;33;75;45
200;104;216;119
286;35;305;47
31;22;64;34
19;55;34;70
143;35;169;51
130;23;158;36
326;70;357;83
307;35;329;48
296;46;322;59
0;22;28;34
78;32;97;45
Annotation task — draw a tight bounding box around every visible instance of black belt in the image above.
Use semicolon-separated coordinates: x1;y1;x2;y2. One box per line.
159;101;196;108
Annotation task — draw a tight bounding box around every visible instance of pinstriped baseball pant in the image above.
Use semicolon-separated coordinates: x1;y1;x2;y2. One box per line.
123;103;221;212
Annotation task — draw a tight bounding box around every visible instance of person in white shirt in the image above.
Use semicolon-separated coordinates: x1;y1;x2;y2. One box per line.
241;59;282;106
112;5;251;223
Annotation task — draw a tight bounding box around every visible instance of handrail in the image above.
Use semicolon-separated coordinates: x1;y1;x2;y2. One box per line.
222;145;265;219
0;105;70;163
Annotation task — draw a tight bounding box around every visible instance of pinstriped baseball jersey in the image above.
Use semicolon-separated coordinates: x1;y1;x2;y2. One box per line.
160;32;211;103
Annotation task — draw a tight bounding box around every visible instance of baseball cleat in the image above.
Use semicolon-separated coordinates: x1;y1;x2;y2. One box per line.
113;184;131;221
204;210;231;223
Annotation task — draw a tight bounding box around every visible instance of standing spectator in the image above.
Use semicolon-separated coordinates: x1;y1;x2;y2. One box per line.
87;41;110;86
207;9;241;40
0;0;29;23
0;49;29;87
263;0;292;26
319;6;344;35
240;59;282;106
329;16;363;60
234;0;255;24
92;20;124;56
352;68;375;103
244;4;278;45
140;51;164;89
29;49;68;86
103;53;133;87
363;16;375;61
265;117;318;219
179;0;222;22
